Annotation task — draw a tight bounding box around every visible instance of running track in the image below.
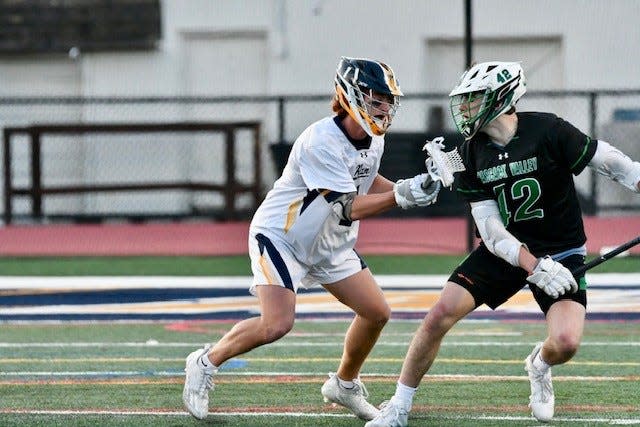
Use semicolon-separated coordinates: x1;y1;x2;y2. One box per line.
0;216;638;256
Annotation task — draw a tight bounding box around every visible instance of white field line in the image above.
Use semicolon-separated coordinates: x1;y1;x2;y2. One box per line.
0;409;638;424
0;273;638;289
2;356;639;367
1;341;640;347
271;331;524;337
0;332;523;338
0;371;636;381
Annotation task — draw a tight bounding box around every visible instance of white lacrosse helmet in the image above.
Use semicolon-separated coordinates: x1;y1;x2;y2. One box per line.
335;56;404;137
449;61;526;139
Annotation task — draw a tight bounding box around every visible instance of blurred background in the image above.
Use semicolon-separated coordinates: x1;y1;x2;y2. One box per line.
0;0;638;233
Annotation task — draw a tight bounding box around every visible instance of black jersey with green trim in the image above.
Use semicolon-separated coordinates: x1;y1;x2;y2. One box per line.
454;112;598;256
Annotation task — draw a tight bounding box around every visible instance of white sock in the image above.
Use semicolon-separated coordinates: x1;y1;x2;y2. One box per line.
337;376;355;389
198;353;218;371
532;349;550;372
393;381;417;410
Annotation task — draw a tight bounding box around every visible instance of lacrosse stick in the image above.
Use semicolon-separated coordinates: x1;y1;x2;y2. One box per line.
571;235;640;276
422;137;466;188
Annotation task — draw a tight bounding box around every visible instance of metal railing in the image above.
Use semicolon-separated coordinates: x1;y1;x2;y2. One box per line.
0;90;638;223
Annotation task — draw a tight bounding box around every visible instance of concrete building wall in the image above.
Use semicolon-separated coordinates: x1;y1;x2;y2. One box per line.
0;0;638;219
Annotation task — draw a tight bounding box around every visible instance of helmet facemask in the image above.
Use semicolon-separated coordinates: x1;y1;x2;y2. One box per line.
450;90;496;139
448;61;526;140
334;57;403;137
352;85;400;136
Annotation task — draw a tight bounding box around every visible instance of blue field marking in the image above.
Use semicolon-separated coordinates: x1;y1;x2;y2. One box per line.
1;274;639;322
221;359;248;370
0;287;252;306
5;285;582;306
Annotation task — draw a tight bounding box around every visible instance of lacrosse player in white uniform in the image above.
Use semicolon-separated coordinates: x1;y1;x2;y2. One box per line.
182;56;442;421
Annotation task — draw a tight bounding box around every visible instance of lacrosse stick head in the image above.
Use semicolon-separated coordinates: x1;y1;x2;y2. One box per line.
422;137;466;188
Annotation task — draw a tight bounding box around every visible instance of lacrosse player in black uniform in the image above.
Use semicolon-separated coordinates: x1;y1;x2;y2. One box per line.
366;61;640;426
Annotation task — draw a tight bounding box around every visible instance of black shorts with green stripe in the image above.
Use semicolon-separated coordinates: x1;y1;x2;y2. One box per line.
449;243;587;314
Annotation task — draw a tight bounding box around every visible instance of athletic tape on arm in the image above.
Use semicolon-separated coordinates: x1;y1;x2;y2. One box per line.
589;140;640;192
471;200;524;267
331;191;356;221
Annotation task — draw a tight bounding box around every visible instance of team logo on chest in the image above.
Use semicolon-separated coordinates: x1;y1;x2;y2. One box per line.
353;163;371;179
477;155;538;183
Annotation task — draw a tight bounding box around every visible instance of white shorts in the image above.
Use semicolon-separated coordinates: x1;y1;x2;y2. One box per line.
248;231;366;295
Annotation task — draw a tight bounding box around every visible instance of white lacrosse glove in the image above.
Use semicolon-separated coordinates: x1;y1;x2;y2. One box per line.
393;173;442;209
526;256;578;299
425;157;439;184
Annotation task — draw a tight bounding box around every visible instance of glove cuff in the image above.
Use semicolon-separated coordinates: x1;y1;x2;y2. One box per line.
533;255;554;273
393;182;410;210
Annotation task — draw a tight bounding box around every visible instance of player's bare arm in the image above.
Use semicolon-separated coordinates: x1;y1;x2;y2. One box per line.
350;191;396;220
322;171;441;221
368;174;395;193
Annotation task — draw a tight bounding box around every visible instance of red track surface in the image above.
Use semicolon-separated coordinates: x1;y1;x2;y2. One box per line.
0;216;638;257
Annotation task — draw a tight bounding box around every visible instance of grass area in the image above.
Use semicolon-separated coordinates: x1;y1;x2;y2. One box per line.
0;252;637;425
1;320;639;426
0;254;637;275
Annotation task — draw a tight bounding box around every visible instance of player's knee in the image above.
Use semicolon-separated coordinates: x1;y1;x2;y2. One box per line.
423;302;461;335
355;301;390;327
261;317;294;344
429;301;458;324
553;333;581;357
369;303;391;326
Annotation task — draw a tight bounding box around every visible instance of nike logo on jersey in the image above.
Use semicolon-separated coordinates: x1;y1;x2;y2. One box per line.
353;164;371;179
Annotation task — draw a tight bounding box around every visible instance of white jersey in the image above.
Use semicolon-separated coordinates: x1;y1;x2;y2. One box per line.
250;116;384;266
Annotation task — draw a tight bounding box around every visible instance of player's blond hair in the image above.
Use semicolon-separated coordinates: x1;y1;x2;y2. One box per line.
331;95;347;116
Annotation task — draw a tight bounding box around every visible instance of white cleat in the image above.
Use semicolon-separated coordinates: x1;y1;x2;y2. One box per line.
320;372;380;421
182;345;217;420
365;398;409;427
525;343;555;422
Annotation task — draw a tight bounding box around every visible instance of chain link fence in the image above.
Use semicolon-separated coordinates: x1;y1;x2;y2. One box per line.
1;91;639;223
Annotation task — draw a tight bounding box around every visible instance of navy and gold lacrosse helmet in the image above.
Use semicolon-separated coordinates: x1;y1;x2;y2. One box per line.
334;56;403;136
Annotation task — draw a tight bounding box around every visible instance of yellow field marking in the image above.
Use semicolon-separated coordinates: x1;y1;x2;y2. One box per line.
3;356;640;367
29;289;539;313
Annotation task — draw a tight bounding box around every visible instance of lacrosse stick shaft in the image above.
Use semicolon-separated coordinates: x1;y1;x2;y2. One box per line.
571;235;640;276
